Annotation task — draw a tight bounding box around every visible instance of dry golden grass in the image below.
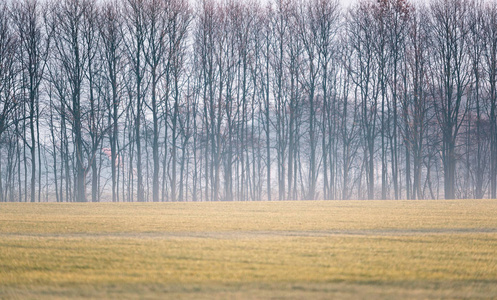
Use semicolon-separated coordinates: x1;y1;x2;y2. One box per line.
1;200;497;299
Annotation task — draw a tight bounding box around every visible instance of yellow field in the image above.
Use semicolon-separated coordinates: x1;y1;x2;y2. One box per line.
1;200;497;299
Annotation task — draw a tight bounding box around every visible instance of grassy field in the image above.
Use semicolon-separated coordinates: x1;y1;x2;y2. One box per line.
1;200;497;299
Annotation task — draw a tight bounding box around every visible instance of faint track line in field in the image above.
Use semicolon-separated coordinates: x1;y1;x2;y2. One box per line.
1;228;497;239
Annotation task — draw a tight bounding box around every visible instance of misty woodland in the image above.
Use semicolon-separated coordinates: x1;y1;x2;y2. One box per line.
1;0;497;202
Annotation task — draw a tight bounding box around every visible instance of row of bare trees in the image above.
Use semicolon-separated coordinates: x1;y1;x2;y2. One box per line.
1;0;497;202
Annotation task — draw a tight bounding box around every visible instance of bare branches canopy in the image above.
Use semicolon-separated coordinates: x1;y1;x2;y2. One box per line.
0;0;496;202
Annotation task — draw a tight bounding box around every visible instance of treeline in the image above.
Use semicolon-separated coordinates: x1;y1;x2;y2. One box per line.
0;0;496;202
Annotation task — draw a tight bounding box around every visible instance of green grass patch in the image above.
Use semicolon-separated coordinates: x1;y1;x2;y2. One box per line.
1;200;497;298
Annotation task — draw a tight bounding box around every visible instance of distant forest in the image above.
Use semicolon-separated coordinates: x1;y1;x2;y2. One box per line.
1;0;496;202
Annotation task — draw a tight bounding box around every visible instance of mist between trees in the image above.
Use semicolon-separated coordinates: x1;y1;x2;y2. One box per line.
1;0;496;202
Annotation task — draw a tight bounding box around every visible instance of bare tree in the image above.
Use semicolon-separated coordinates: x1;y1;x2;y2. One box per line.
0;4;18;140
51;0;91;202
466;0;486;198
143;0;168;202
483;1;497;198
402;5;430;199
349;0;381;199
12;0;50;203
83;1;108;202
428;0;471;199
167;0;191;202
312;0;340;200
99;1;125;202
124;0;147;202
0;4;19;202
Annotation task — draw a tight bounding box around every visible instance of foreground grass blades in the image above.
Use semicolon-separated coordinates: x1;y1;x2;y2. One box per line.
1;200;497;299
